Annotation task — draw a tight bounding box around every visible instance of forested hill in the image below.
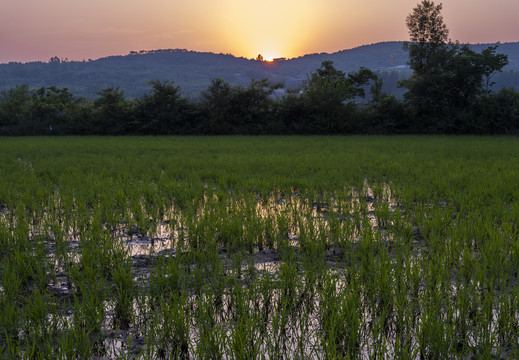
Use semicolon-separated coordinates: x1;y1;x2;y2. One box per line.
1;41;519;99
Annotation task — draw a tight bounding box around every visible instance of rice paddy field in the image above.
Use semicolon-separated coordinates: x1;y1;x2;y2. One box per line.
1;136;519;359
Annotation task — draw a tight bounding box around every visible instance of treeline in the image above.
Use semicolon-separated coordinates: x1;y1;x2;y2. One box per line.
2;0;519;136
0;65;518;136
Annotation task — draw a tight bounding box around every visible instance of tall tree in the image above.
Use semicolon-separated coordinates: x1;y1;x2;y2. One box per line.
401;1;509;132
479;46;509;93
401;0;454;129
404;0;449;76
301;61;376;133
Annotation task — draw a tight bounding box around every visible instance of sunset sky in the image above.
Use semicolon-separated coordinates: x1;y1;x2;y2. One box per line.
1;0;518;63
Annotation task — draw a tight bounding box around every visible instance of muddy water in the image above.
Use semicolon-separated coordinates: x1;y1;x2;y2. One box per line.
2;181;412;358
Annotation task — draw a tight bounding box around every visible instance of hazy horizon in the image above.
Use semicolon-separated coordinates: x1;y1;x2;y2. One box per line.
2;0;519;63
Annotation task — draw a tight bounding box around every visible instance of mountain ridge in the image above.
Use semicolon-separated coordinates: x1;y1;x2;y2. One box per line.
1;41;518;99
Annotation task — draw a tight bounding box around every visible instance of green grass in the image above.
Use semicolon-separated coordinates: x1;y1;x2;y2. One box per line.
1;135;519;359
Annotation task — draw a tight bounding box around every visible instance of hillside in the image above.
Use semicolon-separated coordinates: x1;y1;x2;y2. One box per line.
1;41;518;99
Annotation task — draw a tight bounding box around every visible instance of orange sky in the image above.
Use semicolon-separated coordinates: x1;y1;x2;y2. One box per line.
1;0;519;63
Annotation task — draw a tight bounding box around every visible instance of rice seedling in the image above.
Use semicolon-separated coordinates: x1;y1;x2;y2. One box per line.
0;135;519;358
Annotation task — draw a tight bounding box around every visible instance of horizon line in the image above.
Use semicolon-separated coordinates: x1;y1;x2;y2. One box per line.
2;40;518;65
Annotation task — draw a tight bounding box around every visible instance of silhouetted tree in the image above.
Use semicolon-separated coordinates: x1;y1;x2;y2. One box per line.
300;61;376;132
404;0;449;76
401;0;509;132
93;87;132;134
201;78;280;134
234;79;281;133
0;84;32;135
201;78;234;134
480;46;509;93
31;86;76;135
475;87;519;134
136;80;190;134
49;56;61;64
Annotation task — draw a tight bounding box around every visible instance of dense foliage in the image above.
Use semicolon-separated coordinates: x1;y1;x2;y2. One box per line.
401;1;512;133
0;68;518;135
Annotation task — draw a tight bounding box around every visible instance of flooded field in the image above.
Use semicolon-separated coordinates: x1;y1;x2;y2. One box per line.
1;136;519;359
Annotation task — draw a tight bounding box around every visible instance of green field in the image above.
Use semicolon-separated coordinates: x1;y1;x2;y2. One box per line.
1;136;519;359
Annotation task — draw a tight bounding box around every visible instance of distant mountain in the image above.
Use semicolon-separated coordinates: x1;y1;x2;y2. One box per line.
1;41;518;99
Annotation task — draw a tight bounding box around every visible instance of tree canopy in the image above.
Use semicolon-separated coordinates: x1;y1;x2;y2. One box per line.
401;0;509;131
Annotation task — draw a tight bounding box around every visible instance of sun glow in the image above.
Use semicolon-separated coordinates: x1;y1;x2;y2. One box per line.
2;0;519;64
217;0;332;60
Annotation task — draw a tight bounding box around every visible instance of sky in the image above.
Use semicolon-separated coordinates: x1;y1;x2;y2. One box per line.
1;0;519;63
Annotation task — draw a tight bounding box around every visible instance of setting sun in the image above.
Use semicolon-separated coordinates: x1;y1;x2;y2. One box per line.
215;0;331;59
262;54;276;62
